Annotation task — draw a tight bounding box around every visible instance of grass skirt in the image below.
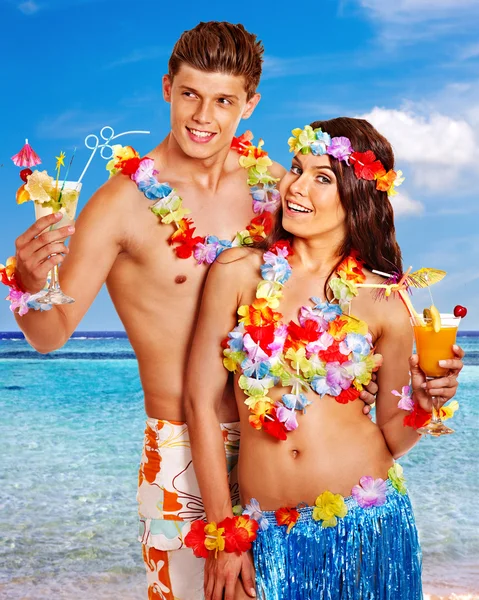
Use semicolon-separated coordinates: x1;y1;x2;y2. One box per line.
252;483;422;600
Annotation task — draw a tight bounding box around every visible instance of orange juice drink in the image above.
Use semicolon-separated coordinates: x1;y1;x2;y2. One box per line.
411;315;460;377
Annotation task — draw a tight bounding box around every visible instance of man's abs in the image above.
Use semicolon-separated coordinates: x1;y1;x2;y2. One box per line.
105;250;238;422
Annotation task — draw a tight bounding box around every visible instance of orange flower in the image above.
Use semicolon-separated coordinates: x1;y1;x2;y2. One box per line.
327;319;349;342
336;253;366;283
275;507;300;533
239;299;281;327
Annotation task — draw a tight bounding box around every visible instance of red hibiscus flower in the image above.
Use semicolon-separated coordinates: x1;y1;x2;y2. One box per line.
287;320;320;345
335;386;360;404
118;156;142;176
349;151;384;181
219;516;259;552
184;520;208;558
262;411;288;441
319;341;349;364
275;507;300;533
247;214;273;240
245;324;275;353
269;239;294;256
404;403;431;429
231;132;253;155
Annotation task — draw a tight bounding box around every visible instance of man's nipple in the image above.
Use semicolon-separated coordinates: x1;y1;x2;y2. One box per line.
175;275;187;284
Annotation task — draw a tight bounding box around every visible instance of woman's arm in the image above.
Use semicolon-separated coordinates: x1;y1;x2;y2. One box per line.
373;294;422;458
184;248;257;600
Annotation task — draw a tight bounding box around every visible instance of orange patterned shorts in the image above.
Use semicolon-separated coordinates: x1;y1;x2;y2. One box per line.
138;418;240;599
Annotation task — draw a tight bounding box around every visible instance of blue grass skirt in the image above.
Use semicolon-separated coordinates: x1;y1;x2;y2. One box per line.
252;482;422;600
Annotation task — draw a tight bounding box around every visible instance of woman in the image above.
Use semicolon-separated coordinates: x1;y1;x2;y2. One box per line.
184;118;463;600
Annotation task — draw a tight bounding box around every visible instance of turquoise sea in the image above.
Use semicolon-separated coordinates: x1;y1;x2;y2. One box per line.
0;332;478;599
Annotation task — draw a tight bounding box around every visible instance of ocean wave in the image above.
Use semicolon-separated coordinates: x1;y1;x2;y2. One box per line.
0;351;136;360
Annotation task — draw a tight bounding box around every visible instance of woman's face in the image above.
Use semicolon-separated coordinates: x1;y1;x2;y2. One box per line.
279;153;346;240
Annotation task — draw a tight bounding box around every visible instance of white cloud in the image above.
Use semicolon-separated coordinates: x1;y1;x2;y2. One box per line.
459;43;479;61
105;47;169;70
37;110;122;140
359;0;479;22
358;107;478;193
390;191;424;217
18;0;39;14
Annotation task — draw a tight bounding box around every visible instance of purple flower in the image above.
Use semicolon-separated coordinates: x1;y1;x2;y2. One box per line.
275;403;299;431
244;498;269;531
352;476;387;508
268;324;288;356
251;186;281;214
194;242;218;265
312;361;352;397
392;386;414;411
327;137;353;162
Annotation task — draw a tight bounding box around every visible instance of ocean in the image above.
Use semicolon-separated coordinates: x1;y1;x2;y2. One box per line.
0;331;478;599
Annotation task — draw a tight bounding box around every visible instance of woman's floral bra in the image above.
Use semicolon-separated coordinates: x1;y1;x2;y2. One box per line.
222;242;383;440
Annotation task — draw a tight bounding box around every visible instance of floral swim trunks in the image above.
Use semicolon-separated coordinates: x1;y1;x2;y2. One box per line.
137;418;240;600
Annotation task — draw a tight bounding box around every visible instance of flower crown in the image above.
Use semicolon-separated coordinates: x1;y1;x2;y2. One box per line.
288;125;404;197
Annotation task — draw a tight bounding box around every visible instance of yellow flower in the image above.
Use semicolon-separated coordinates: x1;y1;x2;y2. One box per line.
341;314;369;336
204;523;225;556
440;400;459;421
160;206;190;224
388;463;407;495
255;280;283;309
312;491;348;528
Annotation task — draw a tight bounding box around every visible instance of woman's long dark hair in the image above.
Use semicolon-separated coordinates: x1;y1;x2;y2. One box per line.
257;117;403;298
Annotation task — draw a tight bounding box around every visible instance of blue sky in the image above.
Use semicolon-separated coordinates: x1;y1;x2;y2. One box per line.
1;0;478;331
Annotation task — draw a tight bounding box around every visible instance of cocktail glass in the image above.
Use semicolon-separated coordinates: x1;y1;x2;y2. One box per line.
32;181;81;305
410;313;460;436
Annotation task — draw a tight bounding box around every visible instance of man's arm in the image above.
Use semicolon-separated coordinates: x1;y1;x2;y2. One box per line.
185;248;256;600
13;176;132;352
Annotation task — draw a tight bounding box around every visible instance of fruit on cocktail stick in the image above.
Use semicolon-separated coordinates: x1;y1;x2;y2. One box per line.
20;168;33;182
16;184;31;205
423;305;441;332
453;305;467;318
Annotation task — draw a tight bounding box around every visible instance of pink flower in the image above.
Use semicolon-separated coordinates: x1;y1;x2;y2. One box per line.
7;289;31;316
352;476;387;508
305;332;334;356
392;386;414;411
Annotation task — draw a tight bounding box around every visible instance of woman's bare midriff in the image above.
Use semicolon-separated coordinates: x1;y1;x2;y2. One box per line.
236;388;394;509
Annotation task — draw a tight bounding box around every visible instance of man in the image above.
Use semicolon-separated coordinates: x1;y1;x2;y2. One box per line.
10;21;463;600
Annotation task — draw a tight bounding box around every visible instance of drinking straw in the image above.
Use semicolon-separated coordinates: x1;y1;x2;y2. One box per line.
77;127;150;184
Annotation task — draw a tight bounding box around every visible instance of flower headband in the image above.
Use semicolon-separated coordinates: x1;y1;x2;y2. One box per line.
288;125;404;197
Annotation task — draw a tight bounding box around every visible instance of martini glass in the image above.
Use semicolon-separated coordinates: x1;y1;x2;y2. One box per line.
410;313;460;436
33;181;81;305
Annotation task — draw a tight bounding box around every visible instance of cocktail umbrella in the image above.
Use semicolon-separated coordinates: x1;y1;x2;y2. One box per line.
11;139;42;167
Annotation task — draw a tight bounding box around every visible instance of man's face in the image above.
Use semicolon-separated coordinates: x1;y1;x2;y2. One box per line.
163;65;260;160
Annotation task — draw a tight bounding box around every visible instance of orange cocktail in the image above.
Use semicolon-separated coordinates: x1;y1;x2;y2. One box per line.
412;316;459;377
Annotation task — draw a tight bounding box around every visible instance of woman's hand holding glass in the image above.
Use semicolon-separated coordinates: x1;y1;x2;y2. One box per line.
409;345;464;434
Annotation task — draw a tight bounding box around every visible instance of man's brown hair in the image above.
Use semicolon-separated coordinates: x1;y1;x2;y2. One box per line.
168;21;264;99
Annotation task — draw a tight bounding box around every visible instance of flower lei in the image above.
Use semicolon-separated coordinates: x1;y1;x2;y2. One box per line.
106;133;281;264
184;514;259;558
238;463;407;533
392;385;459;429
223;243;383;440
0;257;52;315
288;125;405;197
